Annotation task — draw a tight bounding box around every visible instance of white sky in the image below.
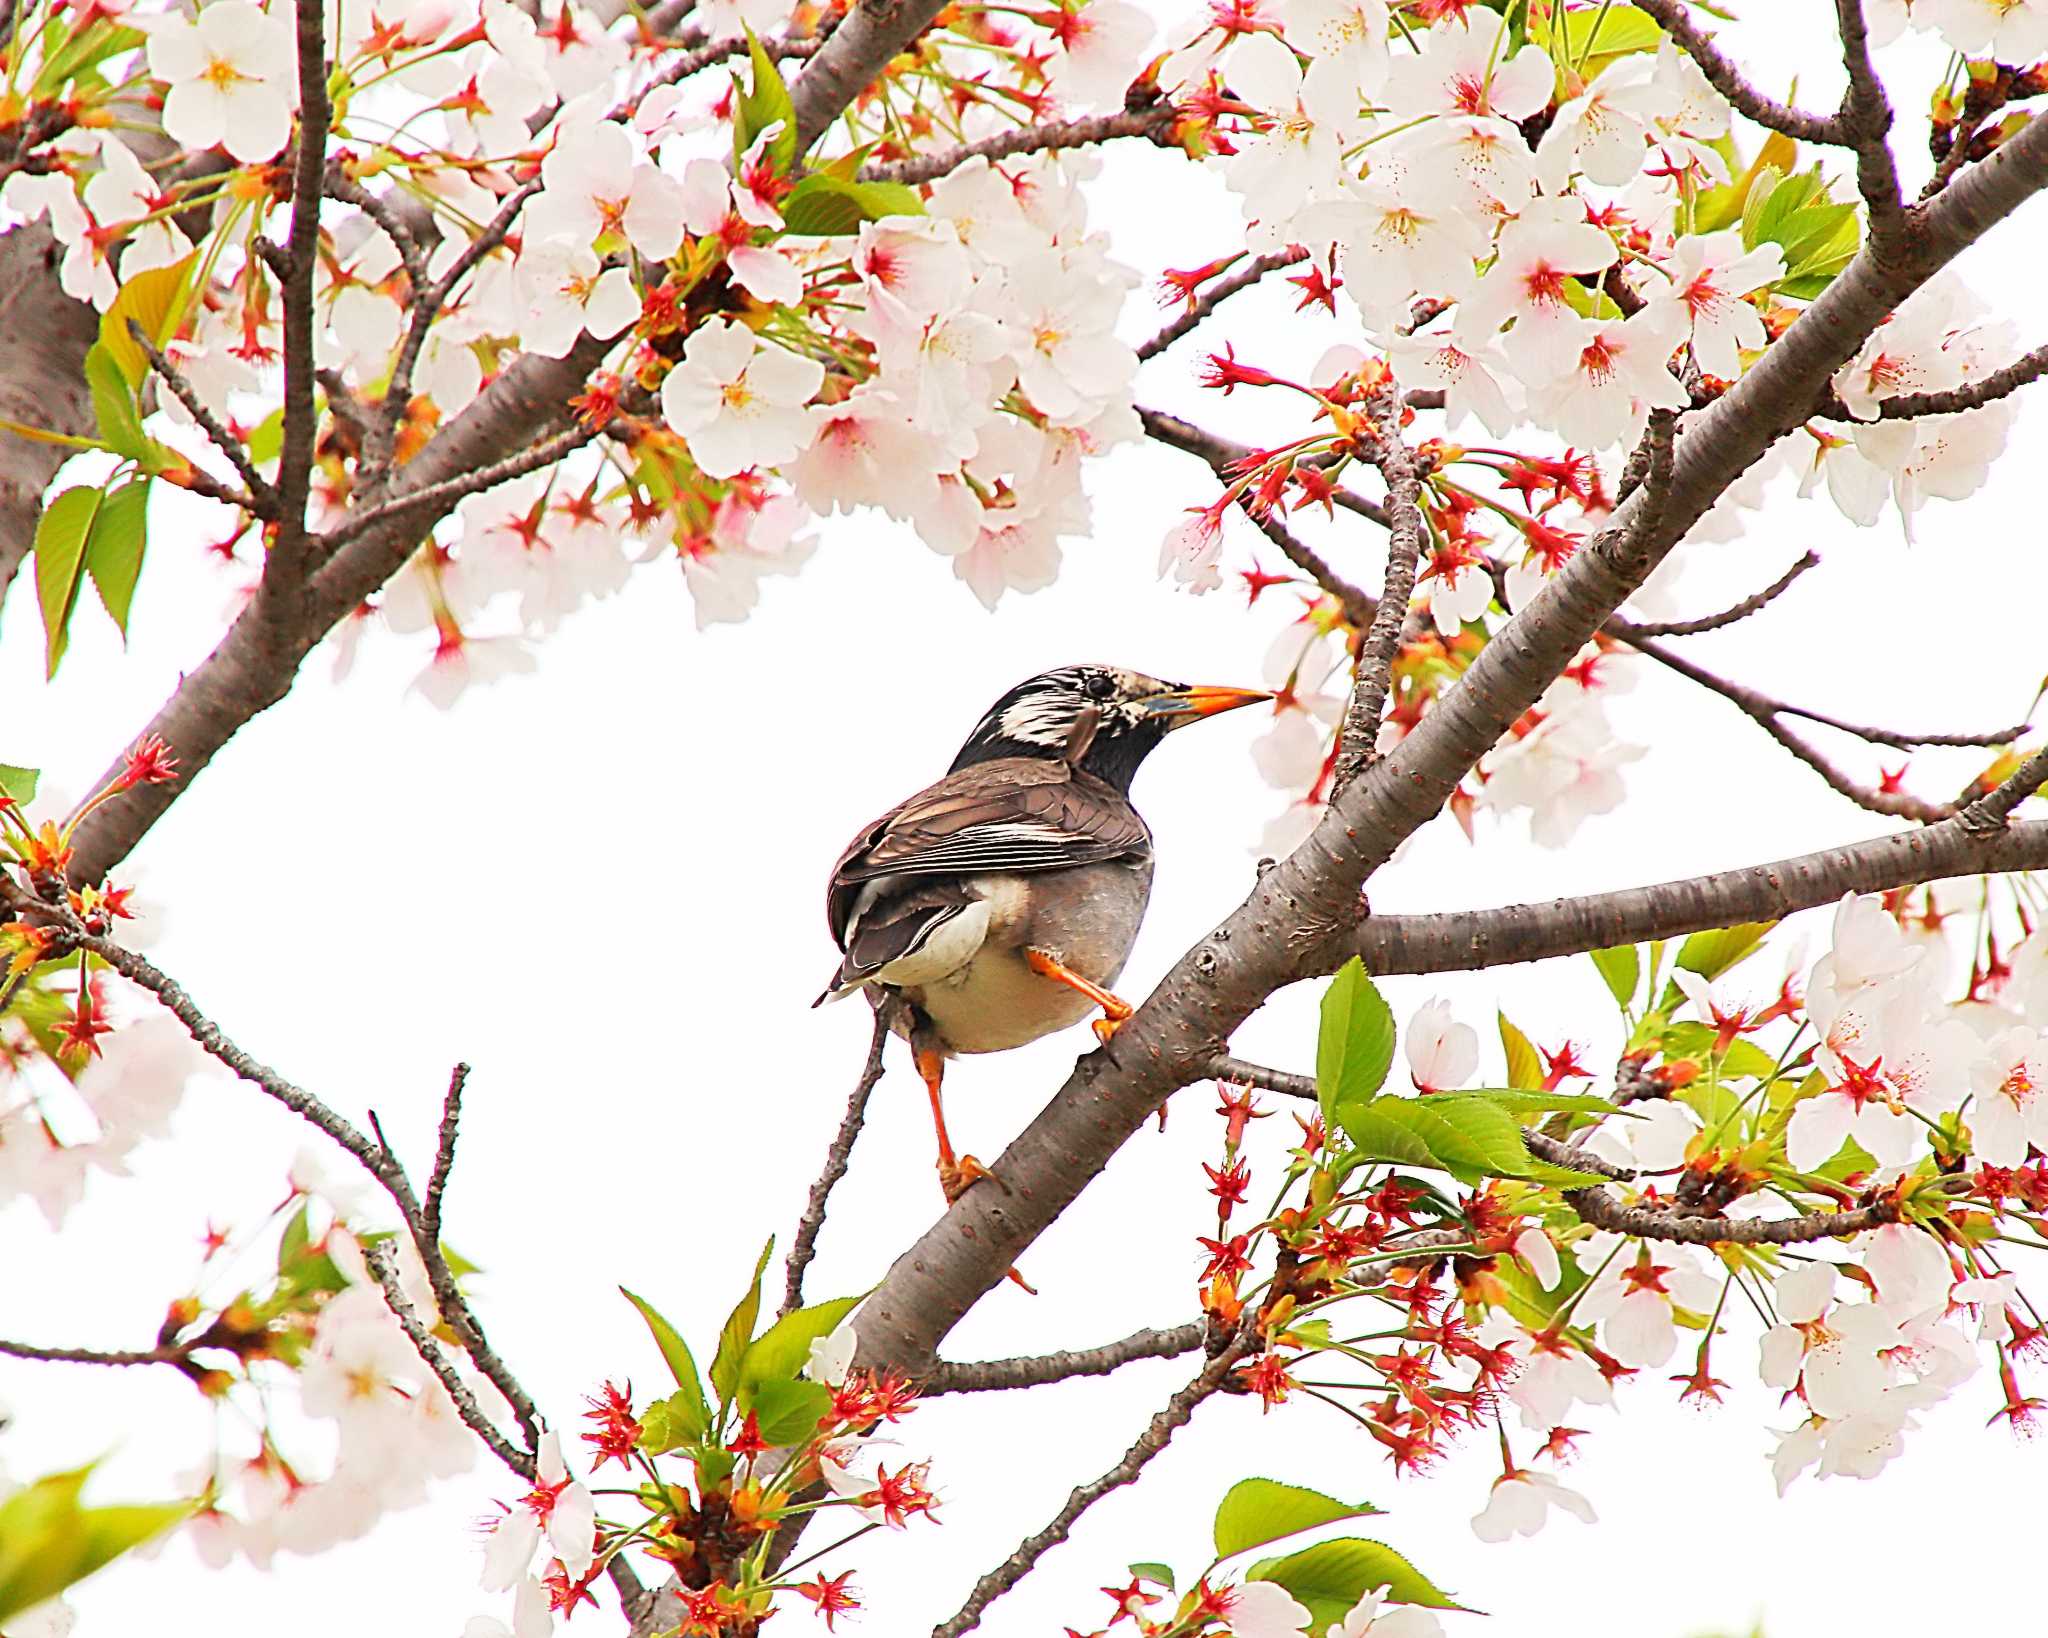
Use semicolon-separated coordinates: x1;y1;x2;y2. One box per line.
7;6;2048;1636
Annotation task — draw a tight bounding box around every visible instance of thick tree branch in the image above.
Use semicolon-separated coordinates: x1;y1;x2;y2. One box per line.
789;0;954;154
930;1326;1256;1637
1618;550;1817;638
782;1005;891;1318
921;1323;1205;1395
1632;0;1845;144
863;104;1175;185
1345;817;2048;978
848;103;2048;1383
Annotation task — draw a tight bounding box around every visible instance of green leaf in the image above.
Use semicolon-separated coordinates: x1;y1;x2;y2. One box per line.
709;1238;775;1408
100;257;195;389
1213;1478;1382;1561
85;343;150;461
1425;1087;1620;1117
33;484;106;678
0;765;38;806
1660;1023;1778;1082
1336;1095;1610;1187
780;174;925;236
1128;1563;1175;1591
1560;4;1661;66
32;18;144;95
638;1389;707;1455
1590;944;1640;1010
1248;1539;1466;1624
277;1201;311;1273
85;479;149;639
733;29;798;175
739;1294;861;1402
1317;958;1397;1128
748;1377;833;1446
1497;1012;1541;1091
0;1467;190;1621
620;1287;711;1440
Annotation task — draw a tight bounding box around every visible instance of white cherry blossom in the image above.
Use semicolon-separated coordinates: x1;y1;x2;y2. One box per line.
527;120;688;260
1471;1470;1596;1542
1522;305;1687;449
146;1;297;165
1971;1024;2048;1167
1650;230;1786;381
1405;999;1478;1092
1219;1580;1313;1638
1044;0;1155;112
661;320;826;478
1455;199;1620;383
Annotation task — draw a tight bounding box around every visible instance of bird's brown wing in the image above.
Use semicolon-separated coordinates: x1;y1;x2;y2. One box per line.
825;758;1149;949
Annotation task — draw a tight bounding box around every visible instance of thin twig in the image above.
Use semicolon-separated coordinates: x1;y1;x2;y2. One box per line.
1863;339;2048;419
1563;1186;1897;1244
326;420;596;550
781;1007;890;1318
1833;0;1906;247
863;103;1175;186
0;1337;188;1367
1619;551;1818;638
1958;744;2048;834
324;163;430;295
922;1323;1205;1395
131;324;279;514
421;1062;470;1249
1137;250;1307;363
929;1326;1257;1637
1632;0;1844;144
366;1239;537;1481
1137;404;1391;528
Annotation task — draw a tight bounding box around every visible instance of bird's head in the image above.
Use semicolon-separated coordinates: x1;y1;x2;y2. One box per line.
949;665;1270;791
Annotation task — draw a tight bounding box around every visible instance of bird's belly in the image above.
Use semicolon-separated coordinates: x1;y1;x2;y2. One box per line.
905;859;1152;1055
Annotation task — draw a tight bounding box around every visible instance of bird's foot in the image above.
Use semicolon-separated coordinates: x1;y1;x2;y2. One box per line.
939;1152;1005;1204
1003;1265;1039;1295
1092;1014;1125;1044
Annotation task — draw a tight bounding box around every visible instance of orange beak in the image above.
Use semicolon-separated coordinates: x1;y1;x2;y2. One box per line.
1143;684;1273;727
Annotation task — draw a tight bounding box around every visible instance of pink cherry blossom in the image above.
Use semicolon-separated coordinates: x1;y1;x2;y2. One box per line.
1651;230;1786;381
1455;200;1620;383
527;119;687;261
1522;305;1687;449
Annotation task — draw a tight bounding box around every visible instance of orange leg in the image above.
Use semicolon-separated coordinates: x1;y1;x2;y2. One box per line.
1025;948;1134;1043
914;1042;1035;1295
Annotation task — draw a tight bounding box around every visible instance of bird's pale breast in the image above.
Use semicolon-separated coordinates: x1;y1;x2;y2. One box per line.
899;858;1154;1055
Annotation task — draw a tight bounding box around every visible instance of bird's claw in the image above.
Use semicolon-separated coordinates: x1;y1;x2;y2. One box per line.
939;1153;1005;1204
1092;1015;1125;1044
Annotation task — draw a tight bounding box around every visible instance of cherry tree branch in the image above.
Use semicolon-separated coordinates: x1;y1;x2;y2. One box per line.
1345;816;2048;979
1137;405;1392;529
781;1005;891;1318
863;102;1175;186
789;0;956;153
1631;0;1845;144
268;0;334;587
929;1326;1257;1638
421;1062;470;1250
0;1337;191;1367
921;1323;1206;1395
1833;0;1907;247
1333;399;1425;791
1136;250;1307;362
129;325;279;516
1860;338;2048;418
1563;1186;1898;1244
846;103;2048;1384
1617;550;1817;638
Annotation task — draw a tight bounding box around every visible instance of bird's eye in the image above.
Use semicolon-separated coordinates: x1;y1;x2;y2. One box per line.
1083;674;1115;701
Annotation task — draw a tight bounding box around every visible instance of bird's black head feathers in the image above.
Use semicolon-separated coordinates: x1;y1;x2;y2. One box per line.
948;665;1265;793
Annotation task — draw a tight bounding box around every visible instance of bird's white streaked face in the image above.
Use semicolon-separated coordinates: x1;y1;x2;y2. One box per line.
989;666;1166;751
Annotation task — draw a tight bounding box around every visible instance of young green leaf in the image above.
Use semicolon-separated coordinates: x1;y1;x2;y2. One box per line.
99;257;195;388
1336;1095;1609;1186
1589;943;1639;1010
85;343;151;461
1317;958;1396;1127
1497;1012;1541;1091
1423;1087;1620;1117
710;1238;776;1407
0;1467;191;1621
85;478;149;639
733;30;798;174
638;1388;708;1454
1129;1562;1175;1591
34;484;106;678
748;1377;834;1446
1213;1478;1382;1561
739;1294;861;1402
619;1287;712;1438
781;174;925;236
0;765;38;805
1247;1538;1467;1623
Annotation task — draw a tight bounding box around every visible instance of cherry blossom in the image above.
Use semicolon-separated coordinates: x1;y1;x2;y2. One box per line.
1574;1234;1719;1368
1522;305;1686;450
515;239;641;358
1471;1469;1596;1542
1648;231;1786;381
1971;1024;2048;1167
1282;0;1390;100
1758;1264;1902;1420
1387;331;1517;437
1921;0;2048;59
1218;1579;1312;1637
481;1431;595;1590
527;119;687;261
1329;1585;1444;1638
1405;1000;1477;1093
1221;32;1362;244
1328;180;1491;334
1043;0;1154;113
1535;55;1668;189
660;320;826;479
145;0;298;165
1455;199;1620;383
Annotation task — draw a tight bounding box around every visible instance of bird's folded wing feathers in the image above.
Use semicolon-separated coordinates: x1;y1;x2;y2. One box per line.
826;758;1149;949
